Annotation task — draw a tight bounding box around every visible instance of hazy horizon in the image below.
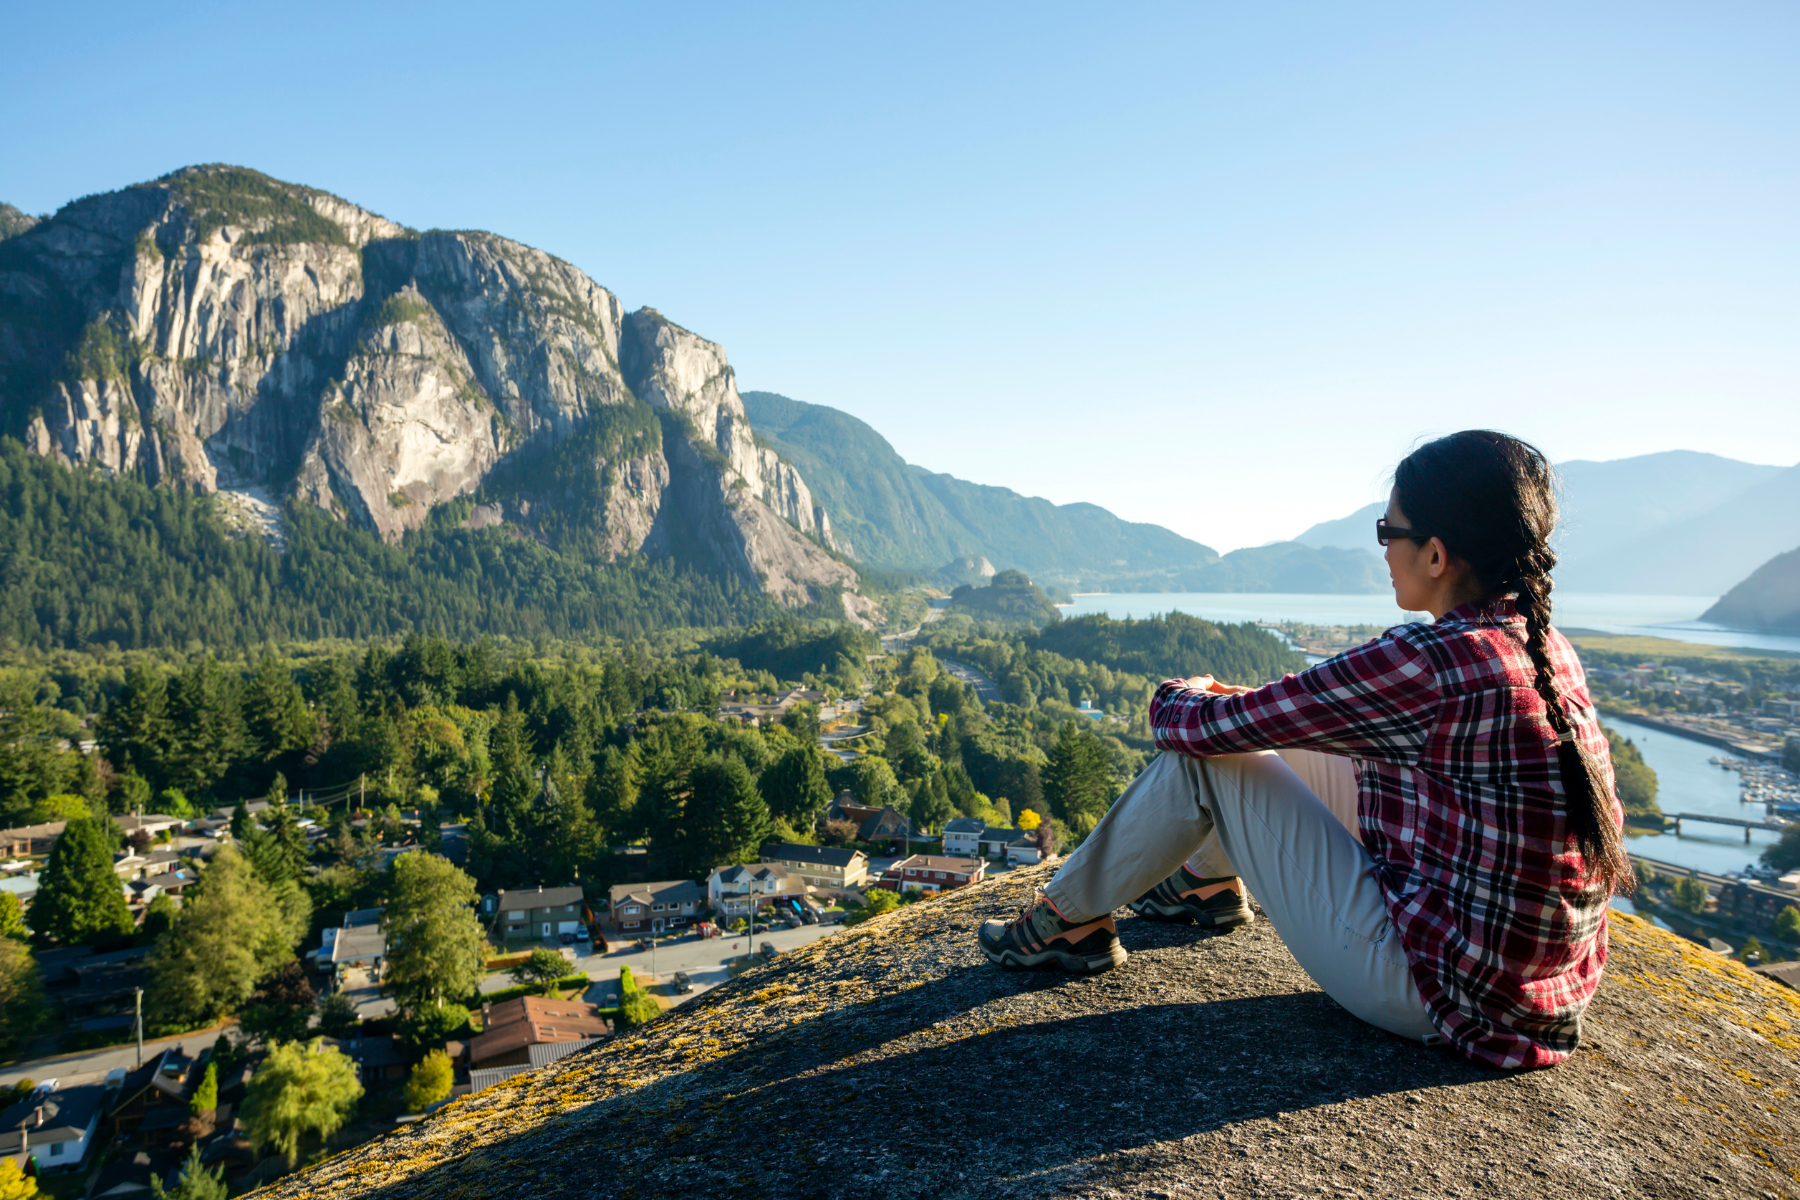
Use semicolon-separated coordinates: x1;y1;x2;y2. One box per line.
5;2;1794;552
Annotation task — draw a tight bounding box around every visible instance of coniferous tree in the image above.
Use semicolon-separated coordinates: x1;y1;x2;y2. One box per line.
1044;720;1115;833
912;768;956;834
163;658;248;800
486;693;537;835
758;742;832;829
590;743;641;841
678;754;771;878
884;721;936;786
99;666;173;791
150;1145;228;1200
28;816;134;948
540;746;599;885
0;678;82;829
241;658;314;771
188;1062;219;1116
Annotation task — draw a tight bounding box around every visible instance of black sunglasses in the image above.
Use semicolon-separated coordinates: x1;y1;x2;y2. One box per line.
1375;520;1430;547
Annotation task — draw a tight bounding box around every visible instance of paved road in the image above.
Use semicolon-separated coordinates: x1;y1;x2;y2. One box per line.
939;657;1000;703
1;1022;230;1091
531;921;847;1009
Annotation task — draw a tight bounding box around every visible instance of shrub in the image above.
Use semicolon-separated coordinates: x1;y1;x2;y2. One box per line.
397;1003;470;1058
616;966;660;1029
188;1062;217;1116
843;888;900;926
403;1050;454;1112
476;976;589;1006
1774;905;1800;945
1670;876;1710;914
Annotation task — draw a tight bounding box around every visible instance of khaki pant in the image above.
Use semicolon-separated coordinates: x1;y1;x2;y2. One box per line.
1045;749;1440;1044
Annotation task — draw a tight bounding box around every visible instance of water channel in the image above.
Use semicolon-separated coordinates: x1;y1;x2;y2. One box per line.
1607;714;1783;878
1058;592;1800;656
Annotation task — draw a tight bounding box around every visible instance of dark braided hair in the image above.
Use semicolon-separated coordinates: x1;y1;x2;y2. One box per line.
1394;430;1634;898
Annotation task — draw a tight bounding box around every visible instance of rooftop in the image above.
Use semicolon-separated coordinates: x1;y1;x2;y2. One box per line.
892;854;982;873
0;1081;106;1151
471;996;612;1066
608;879;704;907
257;861;1800;1200
495;885;585;910
331;924;388;964
758;842;864;869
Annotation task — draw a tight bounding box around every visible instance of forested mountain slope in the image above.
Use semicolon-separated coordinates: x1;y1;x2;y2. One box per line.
743;391;1383;593
1705;545;1800;633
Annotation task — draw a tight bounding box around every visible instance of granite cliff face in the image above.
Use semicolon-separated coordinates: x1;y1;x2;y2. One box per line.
259;862;1800;1199
0;166;868;619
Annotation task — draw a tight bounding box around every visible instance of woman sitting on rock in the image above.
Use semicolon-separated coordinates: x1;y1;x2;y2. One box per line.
977;430;1630;1070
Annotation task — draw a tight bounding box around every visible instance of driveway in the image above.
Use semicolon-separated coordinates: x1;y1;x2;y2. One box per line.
335;964;396;1019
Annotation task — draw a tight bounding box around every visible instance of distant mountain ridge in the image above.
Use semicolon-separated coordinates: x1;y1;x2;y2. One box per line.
744;391;1385;594
1704;547;1800;634
1294;450;1799;598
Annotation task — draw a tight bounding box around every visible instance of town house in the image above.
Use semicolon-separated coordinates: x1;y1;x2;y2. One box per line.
707;863;802;919
491;885;586;942
759;843;869;890
608;879;706;934
880;854;985;895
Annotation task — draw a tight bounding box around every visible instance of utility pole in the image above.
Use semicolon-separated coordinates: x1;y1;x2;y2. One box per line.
134;987;143;1068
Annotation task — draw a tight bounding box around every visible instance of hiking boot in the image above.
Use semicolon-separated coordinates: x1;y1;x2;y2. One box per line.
978;890;1127;974
1128;865;1253;928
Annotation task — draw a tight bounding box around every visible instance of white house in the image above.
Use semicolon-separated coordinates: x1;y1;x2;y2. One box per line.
942;817;986;859
707;863;802;918
976;827;1027;859
1005;834;1045;866
0;1080;106;1174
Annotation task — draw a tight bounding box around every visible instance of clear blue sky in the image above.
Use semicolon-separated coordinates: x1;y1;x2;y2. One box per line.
5;2;1796;550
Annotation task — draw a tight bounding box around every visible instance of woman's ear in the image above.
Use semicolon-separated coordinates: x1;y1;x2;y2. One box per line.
1425;537;1452;580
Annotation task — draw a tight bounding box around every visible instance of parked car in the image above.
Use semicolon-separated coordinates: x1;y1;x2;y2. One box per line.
759;942;778;961
559;931;576;945
673;971;693;993
574;925;590;940
636;937;653;951
801;910;819;925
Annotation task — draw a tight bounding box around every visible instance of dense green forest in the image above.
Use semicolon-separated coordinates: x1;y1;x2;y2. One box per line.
0;600;1302;897
0;438;791;651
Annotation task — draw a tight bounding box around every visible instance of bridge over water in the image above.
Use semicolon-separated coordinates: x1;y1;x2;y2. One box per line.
1668;811;1789;842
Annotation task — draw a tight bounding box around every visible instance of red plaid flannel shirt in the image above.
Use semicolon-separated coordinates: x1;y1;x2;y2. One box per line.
1149;597;1617;1070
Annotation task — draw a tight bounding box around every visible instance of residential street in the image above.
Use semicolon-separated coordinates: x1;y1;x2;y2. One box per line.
482;919;847;1009
1;1022;230;1092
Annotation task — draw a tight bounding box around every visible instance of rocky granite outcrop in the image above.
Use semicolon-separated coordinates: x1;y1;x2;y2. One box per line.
0;203;37;241
292;288;505;540
0;165;868;610
621;307;867;619
262;863;1800;1199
